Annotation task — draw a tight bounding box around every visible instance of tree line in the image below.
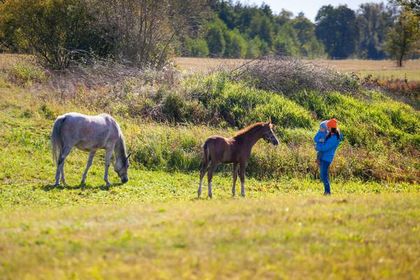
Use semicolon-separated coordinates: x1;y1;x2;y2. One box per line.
0;0;418;69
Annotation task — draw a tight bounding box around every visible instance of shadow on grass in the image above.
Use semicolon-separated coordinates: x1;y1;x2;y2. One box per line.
41;182;125;191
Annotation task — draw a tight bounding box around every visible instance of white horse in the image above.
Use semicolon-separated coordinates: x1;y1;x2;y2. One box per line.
51;112;130;187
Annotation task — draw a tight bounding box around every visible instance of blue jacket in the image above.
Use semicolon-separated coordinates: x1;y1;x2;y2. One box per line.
316;133;343;163
314;130;327;144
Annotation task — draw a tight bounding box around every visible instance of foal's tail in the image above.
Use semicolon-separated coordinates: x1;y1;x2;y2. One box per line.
201;140;211;167
51;116;66;164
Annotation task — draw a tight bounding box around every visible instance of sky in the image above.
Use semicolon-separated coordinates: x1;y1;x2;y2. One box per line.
239;0;385;22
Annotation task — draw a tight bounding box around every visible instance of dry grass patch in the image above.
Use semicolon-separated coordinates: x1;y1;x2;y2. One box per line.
175;57;420;81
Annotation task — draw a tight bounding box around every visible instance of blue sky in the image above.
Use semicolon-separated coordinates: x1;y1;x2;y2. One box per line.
239;0;385;21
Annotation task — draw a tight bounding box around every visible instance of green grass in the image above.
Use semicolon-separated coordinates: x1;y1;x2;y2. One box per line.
0;63;419;279
1;186;419;279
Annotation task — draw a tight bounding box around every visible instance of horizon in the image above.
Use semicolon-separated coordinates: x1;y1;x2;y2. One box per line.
239;0;386;21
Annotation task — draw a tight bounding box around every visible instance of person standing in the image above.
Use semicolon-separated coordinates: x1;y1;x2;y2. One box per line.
315;118;343;195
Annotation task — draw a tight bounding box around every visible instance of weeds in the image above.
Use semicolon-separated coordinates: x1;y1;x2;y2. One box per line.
7;61;47;86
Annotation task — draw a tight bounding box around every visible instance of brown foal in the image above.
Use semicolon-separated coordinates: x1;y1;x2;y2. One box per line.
198;122;279;198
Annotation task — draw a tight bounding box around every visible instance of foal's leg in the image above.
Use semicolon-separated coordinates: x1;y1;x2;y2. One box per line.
239;162;246;197
81;151;96;187
54;146;72;186
231;163;239;197
103;148;114;187
207;163;217;198
198;161;209;198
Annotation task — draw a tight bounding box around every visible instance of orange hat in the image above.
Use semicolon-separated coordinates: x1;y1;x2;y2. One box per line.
327;118;337;128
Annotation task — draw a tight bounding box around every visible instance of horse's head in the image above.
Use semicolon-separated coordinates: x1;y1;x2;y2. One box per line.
115;153;131;184
262;122;279;146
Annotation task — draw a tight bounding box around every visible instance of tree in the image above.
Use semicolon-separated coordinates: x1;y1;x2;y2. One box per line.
356;3;393;59
393;0;420;16
0;0;113;69
224;30;247;58
385;8;420;66
273;23;300;56
206;20;226;57
315;5;359;59
246;36;262;58
290;13;325;58
184;38;209;57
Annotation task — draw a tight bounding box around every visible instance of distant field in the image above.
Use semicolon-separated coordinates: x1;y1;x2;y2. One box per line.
175;57;420;81
2;54;419;80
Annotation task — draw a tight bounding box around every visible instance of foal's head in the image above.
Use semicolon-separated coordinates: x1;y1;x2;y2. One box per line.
261;122;279;146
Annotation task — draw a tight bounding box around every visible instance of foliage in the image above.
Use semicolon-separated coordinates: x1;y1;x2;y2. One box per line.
356;3;394;59
385;8;420;66
315;5;359;59
290;13;326;58
184;38;209;57
223;29;247;58
0;0;113;69
205;20;226;57
273;23;300;56
2;0;415;62
186;74;314;128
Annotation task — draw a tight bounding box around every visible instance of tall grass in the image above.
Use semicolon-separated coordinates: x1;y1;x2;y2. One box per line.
1;56;418;183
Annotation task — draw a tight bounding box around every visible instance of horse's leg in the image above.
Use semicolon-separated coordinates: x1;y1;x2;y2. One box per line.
207;163;217;198
239;162;246;197
198;161;209;198
81;151;96;188
55;146;72;186
103;148;113;187
54;159;62;187
232;163;239;197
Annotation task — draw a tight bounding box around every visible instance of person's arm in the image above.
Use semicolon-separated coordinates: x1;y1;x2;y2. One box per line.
316;137;338;152
313;131;323;143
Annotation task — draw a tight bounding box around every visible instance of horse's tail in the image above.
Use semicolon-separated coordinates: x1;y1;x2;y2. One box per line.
202;140;211;166
51;115;66;164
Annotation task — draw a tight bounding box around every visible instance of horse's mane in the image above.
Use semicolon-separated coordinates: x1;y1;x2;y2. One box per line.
115;134;127;162
234;122;265;138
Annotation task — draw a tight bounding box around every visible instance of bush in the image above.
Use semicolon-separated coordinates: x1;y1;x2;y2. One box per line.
292;90;420;150
185;73;314;128
8;61;47;86
233;57;359;95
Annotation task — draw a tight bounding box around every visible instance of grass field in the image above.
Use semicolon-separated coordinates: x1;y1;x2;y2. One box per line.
0;54;419;279
175;57;420;81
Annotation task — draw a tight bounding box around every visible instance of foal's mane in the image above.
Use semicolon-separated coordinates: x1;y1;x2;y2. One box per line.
234;122;265;138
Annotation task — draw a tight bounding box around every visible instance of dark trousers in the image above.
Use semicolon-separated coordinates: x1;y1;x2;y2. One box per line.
320;160;331;194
